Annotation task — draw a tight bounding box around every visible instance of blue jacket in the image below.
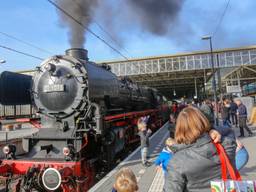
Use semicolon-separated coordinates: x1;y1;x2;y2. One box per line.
155;147;173;173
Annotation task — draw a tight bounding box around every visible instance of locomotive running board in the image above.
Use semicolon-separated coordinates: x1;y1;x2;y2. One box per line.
104;109;159;121
0;159;82;176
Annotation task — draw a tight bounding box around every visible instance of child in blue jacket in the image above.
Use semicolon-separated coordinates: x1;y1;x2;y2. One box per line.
155;137;175;174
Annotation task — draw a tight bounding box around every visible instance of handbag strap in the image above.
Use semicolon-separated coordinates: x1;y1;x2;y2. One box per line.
213;142;242;181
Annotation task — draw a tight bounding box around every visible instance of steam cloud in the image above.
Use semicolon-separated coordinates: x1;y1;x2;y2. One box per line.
55;0;184;48
56;0;98;48
53;0;253;53
126;0;184;35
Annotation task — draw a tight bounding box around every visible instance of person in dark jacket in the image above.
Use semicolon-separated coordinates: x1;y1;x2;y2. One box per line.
235;99;253;137
137;117;152;167
172;102;178;118
214;125;249;171
164;107;237;192
200;99;214;126
230;99;238;126
167;113;176;138
221;98;231;127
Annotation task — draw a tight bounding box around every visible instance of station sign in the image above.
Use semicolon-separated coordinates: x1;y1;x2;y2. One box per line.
226;85;241;93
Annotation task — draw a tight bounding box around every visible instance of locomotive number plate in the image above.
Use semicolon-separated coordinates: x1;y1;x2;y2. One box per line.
43;84;65;93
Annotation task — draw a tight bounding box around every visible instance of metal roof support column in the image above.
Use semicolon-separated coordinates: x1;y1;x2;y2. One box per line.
249;50;252;65
216;54;222;99
237;73;241;97
203;69;207;98
194;78;198;99
206;37;219;126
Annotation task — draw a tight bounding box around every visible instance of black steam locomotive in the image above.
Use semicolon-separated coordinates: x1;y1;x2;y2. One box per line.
0;48;165;191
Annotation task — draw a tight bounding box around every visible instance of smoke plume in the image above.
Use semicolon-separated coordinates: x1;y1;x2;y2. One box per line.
56;0;98;48
126;0;184;35
54;0;185;49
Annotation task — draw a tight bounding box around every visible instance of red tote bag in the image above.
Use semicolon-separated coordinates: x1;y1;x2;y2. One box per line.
211;142;256;192
213;142;242;181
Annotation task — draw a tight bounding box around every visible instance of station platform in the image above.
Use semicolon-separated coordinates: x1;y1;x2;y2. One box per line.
89;122;170;192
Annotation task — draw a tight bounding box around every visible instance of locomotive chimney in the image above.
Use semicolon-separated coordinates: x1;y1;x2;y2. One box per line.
65;48;88;61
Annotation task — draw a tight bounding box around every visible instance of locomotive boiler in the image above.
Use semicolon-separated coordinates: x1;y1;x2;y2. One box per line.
0;48;165;191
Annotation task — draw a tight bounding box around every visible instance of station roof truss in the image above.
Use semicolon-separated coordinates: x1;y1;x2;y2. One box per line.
100;45;256;97
223;65;256;87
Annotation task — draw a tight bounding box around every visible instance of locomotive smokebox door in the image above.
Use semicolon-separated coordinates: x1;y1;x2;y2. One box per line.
33;53;88;120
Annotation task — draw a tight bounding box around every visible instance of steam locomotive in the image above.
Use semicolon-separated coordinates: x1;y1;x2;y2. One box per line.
0;48;166;191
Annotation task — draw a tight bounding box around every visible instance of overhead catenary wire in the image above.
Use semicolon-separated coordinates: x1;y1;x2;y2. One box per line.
212;0;231;37
71;1;131;57
47;0;129;60
0;44;44;61
93;20;131;57
0;31;53;55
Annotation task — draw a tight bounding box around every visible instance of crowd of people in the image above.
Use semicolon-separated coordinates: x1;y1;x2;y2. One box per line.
111;97;253;192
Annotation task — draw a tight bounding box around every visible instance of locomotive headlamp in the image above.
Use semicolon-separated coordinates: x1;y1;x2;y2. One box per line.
42;168;62;191
63;146;70;156
3;145;10;154
3;144;16;159
3;144;16;155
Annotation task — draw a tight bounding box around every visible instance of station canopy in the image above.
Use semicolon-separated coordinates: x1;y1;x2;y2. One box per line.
101;45;256;98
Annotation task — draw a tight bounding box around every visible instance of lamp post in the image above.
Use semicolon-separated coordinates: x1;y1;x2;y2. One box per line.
202;36;219;126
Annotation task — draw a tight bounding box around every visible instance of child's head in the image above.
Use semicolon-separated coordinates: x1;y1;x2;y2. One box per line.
137;118;147;131
165;137;176;147
114;167;138;192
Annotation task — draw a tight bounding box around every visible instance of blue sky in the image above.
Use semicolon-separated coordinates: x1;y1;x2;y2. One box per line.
0;0;256;72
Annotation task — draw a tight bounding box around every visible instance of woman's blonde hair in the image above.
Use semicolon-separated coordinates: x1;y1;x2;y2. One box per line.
114;167;138;192
175;107;210;144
